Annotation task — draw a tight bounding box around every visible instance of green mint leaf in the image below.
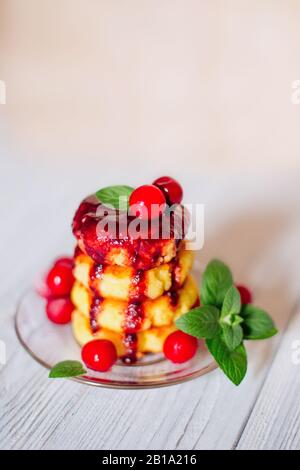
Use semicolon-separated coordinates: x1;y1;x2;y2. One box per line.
176;306;221;339
201;259;233;308
96;185;134;210
222;323;243;351
221;285;241;320
206;335;247;385
49;360;87;379
241;304;278;340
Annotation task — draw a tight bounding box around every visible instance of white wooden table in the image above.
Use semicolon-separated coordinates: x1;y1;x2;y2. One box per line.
1;161;300;450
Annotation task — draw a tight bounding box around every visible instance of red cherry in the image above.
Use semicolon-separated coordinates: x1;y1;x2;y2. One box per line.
46;298;74;324
54;256;74;269
153;176;183;205
163;331;198;364
129;184;166;219
46;264;74;297
236;284;253;305
81;339;117;372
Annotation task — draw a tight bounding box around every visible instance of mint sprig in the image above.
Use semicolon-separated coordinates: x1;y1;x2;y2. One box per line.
176;259;277;385
220;285;243;350
96;185;134;210
49;360;86;378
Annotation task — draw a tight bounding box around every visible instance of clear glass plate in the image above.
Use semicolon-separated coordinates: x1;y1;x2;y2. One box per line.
15;287;217;390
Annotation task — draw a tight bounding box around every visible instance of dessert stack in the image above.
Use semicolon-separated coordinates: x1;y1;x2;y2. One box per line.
70;179;198;363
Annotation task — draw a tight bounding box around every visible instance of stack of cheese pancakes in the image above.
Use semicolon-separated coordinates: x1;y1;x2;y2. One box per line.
71;192;198;363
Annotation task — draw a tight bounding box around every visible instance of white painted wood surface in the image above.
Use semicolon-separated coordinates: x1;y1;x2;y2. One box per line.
1;161;300;450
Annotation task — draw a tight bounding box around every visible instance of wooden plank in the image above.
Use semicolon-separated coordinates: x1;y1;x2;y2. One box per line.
236;304;300;450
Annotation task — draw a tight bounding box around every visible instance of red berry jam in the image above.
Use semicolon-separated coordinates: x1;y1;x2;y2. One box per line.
46;298;74;324
46;264;74;297
129;184;166;220
153;176;183;205
72;194;189;270
81;339;117;372
163;331;198;363
236;285;252;305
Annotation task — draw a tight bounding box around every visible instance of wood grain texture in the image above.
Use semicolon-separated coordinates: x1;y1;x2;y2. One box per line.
0;165;300;449
237;305;300;450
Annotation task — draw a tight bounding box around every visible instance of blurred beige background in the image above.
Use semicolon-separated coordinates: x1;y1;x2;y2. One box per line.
1;0;300;176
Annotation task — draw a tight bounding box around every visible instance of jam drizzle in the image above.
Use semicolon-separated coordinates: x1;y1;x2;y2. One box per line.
88;263;104;333
167;254;182;307
89;296;102;333
122;269;146;364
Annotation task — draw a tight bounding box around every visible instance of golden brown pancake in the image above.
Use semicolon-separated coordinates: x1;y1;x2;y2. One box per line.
74;248;194;301
71;275;198;334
